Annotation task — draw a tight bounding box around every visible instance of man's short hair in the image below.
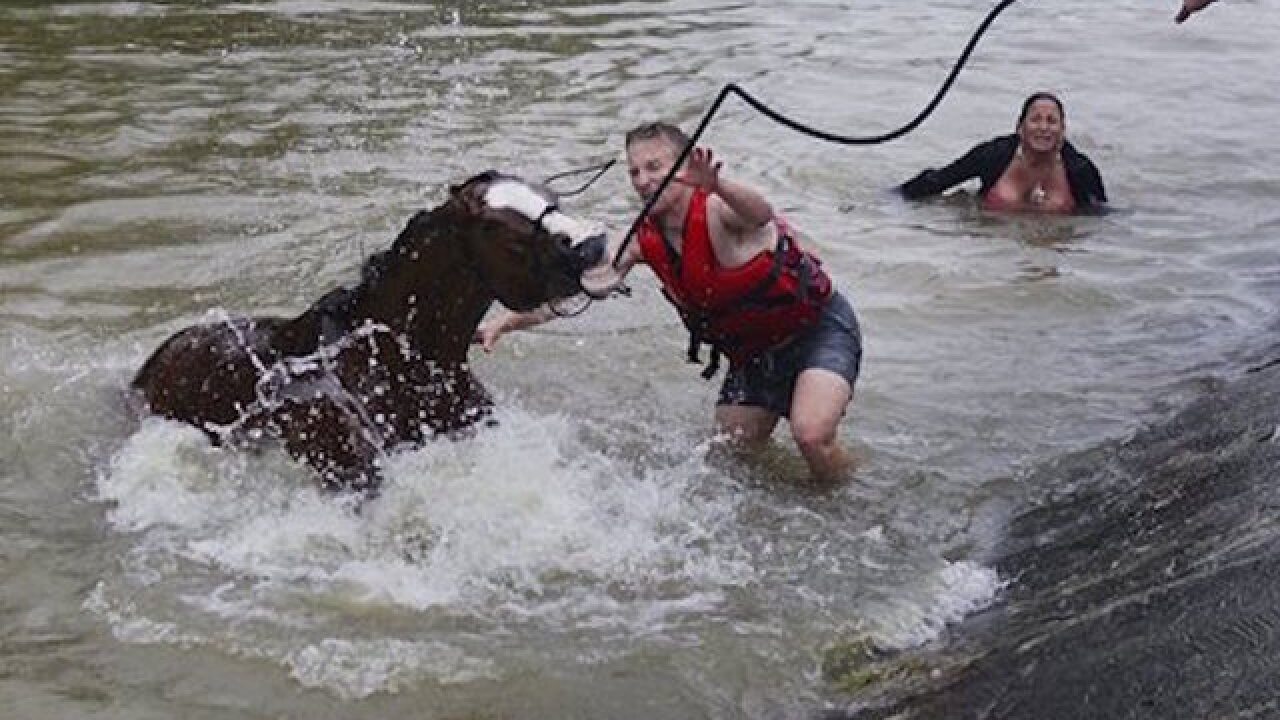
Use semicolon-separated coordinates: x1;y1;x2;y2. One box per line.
625;121;690;151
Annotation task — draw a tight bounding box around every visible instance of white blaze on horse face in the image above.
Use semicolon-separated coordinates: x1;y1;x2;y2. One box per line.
484;180;602;246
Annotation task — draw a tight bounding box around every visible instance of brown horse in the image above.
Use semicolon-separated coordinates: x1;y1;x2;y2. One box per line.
132;170;605;494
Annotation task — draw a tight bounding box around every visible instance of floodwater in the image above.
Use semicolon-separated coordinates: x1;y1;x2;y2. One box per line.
1;1;1277;718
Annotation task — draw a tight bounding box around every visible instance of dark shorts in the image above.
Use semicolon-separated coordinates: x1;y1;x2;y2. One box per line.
717;291;862;418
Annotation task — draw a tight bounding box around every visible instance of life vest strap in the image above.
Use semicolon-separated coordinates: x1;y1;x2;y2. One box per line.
664;229;827;381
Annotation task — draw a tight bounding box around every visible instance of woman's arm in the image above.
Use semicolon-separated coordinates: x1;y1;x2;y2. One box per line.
897;141;996;200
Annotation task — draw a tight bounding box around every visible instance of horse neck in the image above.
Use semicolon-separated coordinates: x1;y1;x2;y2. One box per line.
351;210;493;364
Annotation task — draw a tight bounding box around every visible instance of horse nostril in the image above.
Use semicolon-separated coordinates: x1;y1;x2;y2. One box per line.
571;234;606;271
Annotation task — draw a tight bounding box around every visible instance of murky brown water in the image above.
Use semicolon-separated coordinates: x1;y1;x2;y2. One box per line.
2;1;1277;717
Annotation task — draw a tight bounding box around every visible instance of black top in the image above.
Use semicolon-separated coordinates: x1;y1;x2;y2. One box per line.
897;134;1107;211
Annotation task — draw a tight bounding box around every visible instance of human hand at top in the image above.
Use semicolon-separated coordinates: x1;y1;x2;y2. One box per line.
677;147;723;194
1176;0;1216;23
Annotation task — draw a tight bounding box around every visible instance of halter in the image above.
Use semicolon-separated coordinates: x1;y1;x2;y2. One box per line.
518;201;597;317
482;176;582;241
529;200;595;317
455;176;569;311
533;203;559;230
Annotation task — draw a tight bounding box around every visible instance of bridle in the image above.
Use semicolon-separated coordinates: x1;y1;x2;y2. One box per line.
453;175;588;315
513;199;595;317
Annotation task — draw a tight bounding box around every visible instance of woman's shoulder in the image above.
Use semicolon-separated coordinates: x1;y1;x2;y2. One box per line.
1061;139;1105;180
1060;140;1108;207
1061;139;1099;166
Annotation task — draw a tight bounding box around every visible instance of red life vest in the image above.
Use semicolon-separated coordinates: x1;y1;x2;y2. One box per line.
637;189;832;375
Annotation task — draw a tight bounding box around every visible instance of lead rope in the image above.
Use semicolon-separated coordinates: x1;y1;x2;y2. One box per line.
611;0;1021;268
543;158;617;197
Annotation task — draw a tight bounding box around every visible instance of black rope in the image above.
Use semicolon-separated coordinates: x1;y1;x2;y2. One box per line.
612;0;1020;267
542;158;617;198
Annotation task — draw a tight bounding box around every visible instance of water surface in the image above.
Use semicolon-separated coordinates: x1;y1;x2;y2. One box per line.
2;1;1277;717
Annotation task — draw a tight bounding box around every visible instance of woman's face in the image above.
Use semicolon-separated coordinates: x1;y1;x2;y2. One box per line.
1018;98;1065;155
626;136;682;216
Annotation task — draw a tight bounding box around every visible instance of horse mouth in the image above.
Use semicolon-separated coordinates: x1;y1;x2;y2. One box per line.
568;233;607;277
517;234;604;313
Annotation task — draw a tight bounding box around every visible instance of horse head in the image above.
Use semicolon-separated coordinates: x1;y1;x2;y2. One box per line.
444;170;607;312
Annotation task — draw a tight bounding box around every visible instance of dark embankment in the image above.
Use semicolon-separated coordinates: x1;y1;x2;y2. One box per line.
834;352;1280;719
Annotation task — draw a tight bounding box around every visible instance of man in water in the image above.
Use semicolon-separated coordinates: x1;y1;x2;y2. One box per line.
1177;0;1217;23
475;122;863;483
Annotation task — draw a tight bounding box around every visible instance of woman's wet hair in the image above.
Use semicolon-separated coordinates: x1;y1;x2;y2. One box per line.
1016;92;1065;128
625;121;690;151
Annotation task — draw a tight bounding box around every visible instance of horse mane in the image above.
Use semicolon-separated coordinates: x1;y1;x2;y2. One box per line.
357;208;441;290
356;170;498;293
299;171;498;336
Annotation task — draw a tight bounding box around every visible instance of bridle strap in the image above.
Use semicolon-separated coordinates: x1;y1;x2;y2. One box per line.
456;196;556;305
535;204;559;228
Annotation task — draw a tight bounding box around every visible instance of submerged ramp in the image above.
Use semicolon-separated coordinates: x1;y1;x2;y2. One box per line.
841;347;1280;719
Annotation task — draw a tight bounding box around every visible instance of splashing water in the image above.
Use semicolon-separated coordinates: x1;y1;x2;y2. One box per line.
92;405;761;697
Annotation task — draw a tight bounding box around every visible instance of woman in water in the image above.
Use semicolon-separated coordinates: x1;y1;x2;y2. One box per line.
897;92;1107;214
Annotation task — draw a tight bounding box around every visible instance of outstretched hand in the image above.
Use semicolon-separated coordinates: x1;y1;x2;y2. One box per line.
580;262;627;299
1176;0;1216;23
676;146;722;193
472;320;503;353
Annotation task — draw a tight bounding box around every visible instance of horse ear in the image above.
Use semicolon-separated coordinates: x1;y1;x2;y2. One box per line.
451;183;484;216
451;172;498;215
446;180;470;213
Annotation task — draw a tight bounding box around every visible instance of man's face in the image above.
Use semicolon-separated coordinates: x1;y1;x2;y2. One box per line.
626;136;681;215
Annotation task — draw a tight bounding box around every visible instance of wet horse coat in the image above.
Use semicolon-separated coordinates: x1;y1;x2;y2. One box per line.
131;171;604;492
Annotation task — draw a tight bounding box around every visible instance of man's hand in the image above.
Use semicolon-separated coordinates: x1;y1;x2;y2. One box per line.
677;147;722;194
472;317;506;353
1176;0;1216;23
579;262;627;299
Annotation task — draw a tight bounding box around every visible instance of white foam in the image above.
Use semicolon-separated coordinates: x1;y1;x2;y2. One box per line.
95;403;1004;699
283;637;494;699
98;417;233;531
861;560;1003;650
92;405;750;695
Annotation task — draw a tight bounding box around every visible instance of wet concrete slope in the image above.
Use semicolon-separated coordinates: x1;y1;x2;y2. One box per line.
843;354;1280;719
